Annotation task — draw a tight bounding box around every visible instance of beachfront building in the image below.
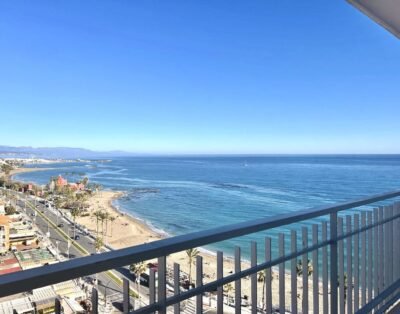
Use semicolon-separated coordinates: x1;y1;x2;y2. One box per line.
14;248;57;270
9;229;37;250
0;254;22;276
0;297;35;314
0;216;10;255
68;183;85;192
56;175;68;188
8;220;38;250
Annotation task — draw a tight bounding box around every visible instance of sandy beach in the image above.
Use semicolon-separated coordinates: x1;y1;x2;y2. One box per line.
9;166;321;311
77;190;321;311
10;167;54;177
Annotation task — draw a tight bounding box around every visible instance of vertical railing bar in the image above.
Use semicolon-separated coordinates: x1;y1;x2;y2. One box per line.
122;278;129;314
378;206;384;295
330;213;338;314
265;238;272;314
322;222;329;313
196;255;203;314
354;213;359;312
361;211;366;307
92;286;99;314
158;256;167;314
386;205;394;305
55;298;61;314
302;227;309;314
373;208;379;300
384;206;389;292
394;202;400;282
251;241;257;314
346;215;353;314
367;211;373;303
388;205;393;286
312;224;319;314
173;264;180;314
338;217;345;314
217;251;223;314
291;230;298;314
150;268;156;314
279;233;285;314
234;246;241;314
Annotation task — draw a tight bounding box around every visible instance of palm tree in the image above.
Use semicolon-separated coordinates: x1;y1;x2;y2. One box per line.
296;259;313;277
82;177;89;186
1;164;13;179
129;262;147;304
93;236;104;287
54;198;63;209
94;236;103;253
104;211;110;238
5;205;16;215
186;248;199;284
92;210;102;236
224;283;234;305
109;216;116;237
99;210;107;239
258;271;266;310
70;207;81;240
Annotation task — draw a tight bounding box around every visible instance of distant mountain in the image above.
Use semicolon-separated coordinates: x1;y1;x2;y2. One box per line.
0;145;130;159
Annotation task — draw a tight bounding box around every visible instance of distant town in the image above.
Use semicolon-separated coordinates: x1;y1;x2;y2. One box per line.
0;158;114;313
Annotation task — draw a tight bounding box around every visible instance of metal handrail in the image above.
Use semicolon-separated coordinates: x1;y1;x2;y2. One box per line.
127;211;400;314
0;189;399;297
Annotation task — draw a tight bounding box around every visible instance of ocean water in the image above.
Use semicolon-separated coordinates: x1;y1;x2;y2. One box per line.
13;155;400;260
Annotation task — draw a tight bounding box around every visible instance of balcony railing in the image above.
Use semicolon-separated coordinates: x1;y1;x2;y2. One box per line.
0;190;399;313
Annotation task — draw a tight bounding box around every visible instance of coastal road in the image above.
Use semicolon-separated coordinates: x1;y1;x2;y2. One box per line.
13;193;141;311
6;188;199;314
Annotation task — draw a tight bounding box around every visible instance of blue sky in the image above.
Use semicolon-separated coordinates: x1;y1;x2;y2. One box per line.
0;1;399;154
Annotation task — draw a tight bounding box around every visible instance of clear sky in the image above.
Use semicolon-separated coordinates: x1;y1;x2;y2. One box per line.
0;1;399;154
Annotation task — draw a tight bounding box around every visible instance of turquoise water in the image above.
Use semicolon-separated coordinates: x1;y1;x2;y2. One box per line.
13;155;400;259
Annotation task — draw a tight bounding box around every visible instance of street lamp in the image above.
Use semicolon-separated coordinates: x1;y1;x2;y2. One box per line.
55;240;59;258
67;239;71;259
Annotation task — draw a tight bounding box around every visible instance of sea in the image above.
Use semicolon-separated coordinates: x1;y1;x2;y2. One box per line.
13;155;400;261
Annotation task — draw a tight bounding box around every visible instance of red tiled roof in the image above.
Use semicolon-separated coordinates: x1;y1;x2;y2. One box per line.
0;266;22;275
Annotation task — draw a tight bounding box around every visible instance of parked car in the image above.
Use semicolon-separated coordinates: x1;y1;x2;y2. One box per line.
58;223;64;228
73;235;80;240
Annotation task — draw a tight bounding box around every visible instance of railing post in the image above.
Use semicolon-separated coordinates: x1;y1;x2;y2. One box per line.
217;251;223;314
312;224;319;314
354;214;360;312
302;227;309;314
291;230;298;314
251;241;257;314
265;238;272;314
373;208;379;300
150;268;156;314
234;246;242;314
330;212;338;314
322;222;329;313
367;211;373;303
361;212;366;306
55;297;61;314
394;202;400;282
346;215;353;314
123;278;130;314
92;286;98;314
338;217;345;314
279;234;285;314
173;264;180;314
158;256;167;314
196;255;203;314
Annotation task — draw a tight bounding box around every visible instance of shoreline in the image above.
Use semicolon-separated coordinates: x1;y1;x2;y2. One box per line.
10;166;55;180
11;166;320;310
